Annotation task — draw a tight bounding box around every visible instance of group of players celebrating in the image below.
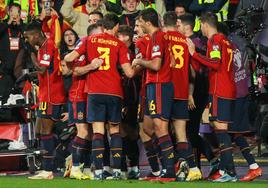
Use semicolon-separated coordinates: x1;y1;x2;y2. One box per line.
23;7;262;183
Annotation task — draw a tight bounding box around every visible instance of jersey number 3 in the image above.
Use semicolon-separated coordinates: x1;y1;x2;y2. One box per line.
172;45;184;69
97;47;110;70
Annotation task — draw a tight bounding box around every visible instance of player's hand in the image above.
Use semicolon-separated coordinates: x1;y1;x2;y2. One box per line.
186;38;196;56
91;58;103;69
188;95;196;110
132;58;142;67
61;112;69;122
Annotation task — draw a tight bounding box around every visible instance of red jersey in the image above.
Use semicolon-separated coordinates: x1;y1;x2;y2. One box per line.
135;34;150;97
167;31;191;100
68;54;87;102
192;33;236;99
145;30;171;84
37;39;66;104
75;32;130;98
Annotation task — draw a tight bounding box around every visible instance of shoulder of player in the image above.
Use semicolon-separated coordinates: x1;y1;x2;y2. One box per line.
136;35;150;46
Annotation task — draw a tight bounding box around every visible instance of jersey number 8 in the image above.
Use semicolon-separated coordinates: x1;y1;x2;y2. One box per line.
172;45;184;69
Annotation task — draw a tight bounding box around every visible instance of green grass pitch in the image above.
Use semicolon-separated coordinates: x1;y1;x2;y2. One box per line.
0;177;267;188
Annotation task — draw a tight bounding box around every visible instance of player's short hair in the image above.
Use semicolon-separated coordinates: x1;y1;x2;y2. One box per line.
102;13;120;30
139;8;159;27
87;23;100;35
24;21;42;34
88;10;103;19
200;11;218;28
118;25;134;40
177;13;195;30
163;11;177;27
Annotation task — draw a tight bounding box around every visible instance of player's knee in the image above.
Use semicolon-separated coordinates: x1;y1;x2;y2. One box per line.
154;124;168;137
109;124;120;135
76;126;89;139
142;125;153;137
213;121;228;131
92;122;105;135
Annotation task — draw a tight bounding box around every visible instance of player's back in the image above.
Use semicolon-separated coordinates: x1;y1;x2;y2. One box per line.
166;30;190;100
85;32;130;97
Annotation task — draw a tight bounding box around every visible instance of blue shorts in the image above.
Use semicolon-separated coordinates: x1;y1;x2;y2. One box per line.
87;94;122;124
208;95;235;123
137;95;146;123
144;82;174;120
37;102;62;121
171;99;189;120
229;96;251;133
68;101;87;125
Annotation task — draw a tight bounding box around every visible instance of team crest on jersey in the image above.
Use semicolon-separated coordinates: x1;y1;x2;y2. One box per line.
153;45;160;52
77;111;84;120
135;47;140;55
212;45;219;51
43;54;50;61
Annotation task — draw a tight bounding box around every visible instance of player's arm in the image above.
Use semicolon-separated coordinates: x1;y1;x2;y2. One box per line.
186;38;221;70
188;64;196;110
73;58;103;76
64;50;80;63
30;52;46;74
65;38;87;63
132;57;162;71
119;44;140;78
33;40;58;75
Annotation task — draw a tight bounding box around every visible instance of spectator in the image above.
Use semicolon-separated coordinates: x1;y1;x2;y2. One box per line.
0;0;8;20
120;0;140;28
88;10;103;25
74;0;107;15
105;0;123;15
174;2;186;16
61;0;107;37
37;0;71;47
137;0;166;17
0;2;25;78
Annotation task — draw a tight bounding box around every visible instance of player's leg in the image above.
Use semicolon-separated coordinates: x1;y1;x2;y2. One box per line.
172;100;202;181
29;102;61;179
107;95;123;179
230;97;262;181
149;83;175;181
87;94;106;180
68;101;90;179
233;134;262;181
209;96;237;182
139;116;162;180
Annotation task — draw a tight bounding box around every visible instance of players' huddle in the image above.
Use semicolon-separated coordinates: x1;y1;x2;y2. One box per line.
23;8;262;182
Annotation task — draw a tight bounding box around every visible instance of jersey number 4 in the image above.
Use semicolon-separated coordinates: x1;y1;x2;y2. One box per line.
97;47;110;70
172;45;184;69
